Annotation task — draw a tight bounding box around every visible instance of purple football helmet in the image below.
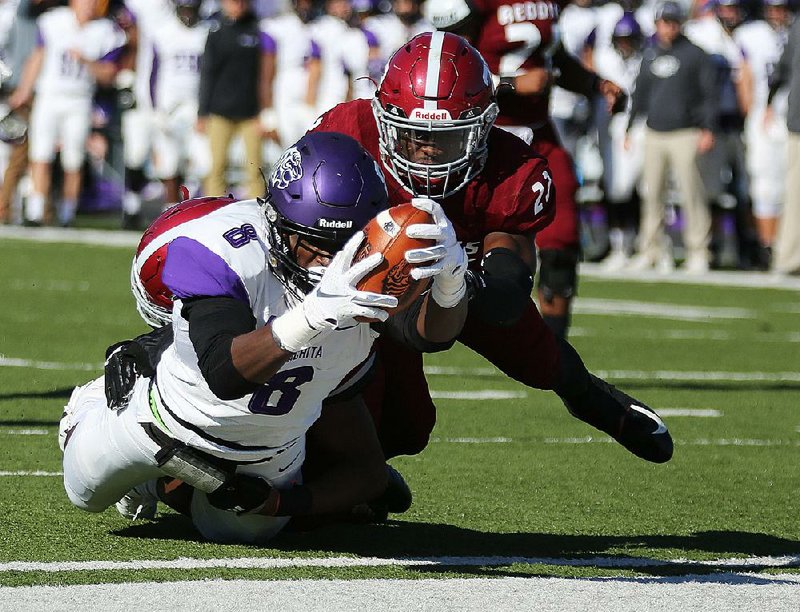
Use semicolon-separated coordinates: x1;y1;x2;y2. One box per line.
264;131;389;297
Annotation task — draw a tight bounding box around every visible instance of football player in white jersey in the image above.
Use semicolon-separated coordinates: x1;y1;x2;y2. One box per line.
118;0;174;229
311;0;381;111
260;0;322;148
60;132;469;544
735;0;793;264
364;0;434;68
151;0;211;205
597;12;646;270
9;0;125;226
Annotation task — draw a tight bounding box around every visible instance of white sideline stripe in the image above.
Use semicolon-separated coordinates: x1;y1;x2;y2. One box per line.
656;409;721;417
0;226;140;247
429;391;527;400
424;365;800;383
431;437;513;443
0;471;62;477
0;356;101;371
7;279;91;292
1;554;799;573
542;437;800;448
3;575;800;612
580;261;800;291
573;298;752;321
0;429;49;435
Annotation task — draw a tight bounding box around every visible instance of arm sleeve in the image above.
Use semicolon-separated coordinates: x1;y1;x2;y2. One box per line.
768;23;795;105
552;42;600;97
181;297;263;400
698;50;719;131
627;56;650;130
381;293;458;353
198;29;216;117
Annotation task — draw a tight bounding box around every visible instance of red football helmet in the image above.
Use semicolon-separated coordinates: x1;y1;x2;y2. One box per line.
131;196;236;327
372;31;498;199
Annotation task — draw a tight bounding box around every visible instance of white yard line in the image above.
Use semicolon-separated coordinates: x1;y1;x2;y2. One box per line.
3;574;800;612
0;356;100;371
0;471;62;477
656;409;722;417
1;553;799;573
572;298;753;321
0;429;49;435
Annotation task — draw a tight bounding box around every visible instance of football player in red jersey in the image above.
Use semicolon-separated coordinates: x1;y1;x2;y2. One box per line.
424;0;626;340
309;32;672;466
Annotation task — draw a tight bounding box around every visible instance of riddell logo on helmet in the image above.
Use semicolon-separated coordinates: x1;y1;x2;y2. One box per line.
410;109;452;121
317;218;354;229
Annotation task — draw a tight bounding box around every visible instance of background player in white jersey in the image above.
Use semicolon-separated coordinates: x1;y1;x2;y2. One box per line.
151;0;211;205
364;0;433;69
735;0;793;264
9;0;125;226
118;0;174;229
60;132;470;544
260;0;322;149
311;0;381;110
597;12;646;270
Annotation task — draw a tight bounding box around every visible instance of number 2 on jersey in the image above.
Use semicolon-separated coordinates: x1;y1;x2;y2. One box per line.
532;170;552;215
500;23;542;76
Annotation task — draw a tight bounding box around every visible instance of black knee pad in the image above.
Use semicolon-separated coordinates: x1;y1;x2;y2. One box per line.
538;248;579;302
467;247;534;327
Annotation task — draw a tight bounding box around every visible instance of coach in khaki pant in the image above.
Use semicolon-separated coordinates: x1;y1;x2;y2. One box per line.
625;1;717;274
197;0;277;199
768;15;800;275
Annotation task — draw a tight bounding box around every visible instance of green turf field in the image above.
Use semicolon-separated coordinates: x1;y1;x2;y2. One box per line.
1;237;799;587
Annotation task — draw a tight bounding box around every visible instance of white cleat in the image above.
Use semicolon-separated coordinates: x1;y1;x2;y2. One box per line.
116;481;159;520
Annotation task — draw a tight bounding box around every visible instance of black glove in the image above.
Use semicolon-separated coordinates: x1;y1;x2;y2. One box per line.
104;341;152;410
207;473;275;515
104;325;173;410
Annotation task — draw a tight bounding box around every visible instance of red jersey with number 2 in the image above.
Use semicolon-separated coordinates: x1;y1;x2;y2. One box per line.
473;0;568;126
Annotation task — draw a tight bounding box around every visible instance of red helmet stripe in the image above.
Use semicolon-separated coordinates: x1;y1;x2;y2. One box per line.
423;31;446;110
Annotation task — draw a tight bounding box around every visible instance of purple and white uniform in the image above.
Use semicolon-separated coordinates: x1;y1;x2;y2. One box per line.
29;7;125;169
151;15;210;180
260;12;321;146
62;199;377;542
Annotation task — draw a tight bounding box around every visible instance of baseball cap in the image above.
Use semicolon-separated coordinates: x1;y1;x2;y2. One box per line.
654;0;686;22
763;0;789;6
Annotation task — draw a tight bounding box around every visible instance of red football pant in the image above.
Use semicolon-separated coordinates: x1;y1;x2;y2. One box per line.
365;300;561;458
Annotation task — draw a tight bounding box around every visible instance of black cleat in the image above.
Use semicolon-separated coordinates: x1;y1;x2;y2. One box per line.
563;375;673;463
349;464;413;524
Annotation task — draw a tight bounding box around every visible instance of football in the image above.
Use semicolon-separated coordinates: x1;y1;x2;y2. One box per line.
353;203;436;316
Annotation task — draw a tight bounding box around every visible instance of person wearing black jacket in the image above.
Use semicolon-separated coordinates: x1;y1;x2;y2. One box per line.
625;1;717;274
197;0;276;199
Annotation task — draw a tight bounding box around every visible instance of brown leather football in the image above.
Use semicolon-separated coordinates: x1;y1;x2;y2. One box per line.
353;203;435;316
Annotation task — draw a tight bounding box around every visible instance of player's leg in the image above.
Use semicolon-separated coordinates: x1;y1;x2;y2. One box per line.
153;112;181;204
459;302;673;463
61;378;164;513
773;132;800;274
121;107;153;229
533;126;581;340
56;98;91;226
25;97;59;225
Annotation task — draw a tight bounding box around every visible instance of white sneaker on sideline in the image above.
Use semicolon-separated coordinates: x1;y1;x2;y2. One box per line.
626;253;655;272
601;249;630;272
656;254;676;274
116;481;159;520
683;255;709;275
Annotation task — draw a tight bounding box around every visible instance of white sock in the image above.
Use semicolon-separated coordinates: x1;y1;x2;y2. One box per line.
26;192;45;222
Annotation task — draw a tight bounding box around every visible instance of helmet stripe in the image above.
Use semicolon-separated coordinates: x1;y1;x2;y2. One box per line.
423;31;446;110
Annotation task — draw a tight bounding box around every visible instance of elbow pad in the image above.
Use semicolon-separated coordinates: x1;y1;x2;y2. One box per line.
467;247;534;327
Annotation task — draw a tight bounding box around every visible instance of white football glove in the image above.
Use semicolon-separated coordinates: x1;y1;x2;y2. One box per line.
404;197;468;308
271;231;398;352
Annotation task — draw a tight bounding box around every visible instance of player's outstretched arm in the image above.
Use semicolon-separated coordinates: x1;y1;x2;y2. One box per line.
404;198;469;344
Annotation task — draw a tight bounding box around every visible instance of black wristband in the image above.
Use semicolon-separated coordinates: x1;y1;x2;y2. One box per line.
274;485;314;516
